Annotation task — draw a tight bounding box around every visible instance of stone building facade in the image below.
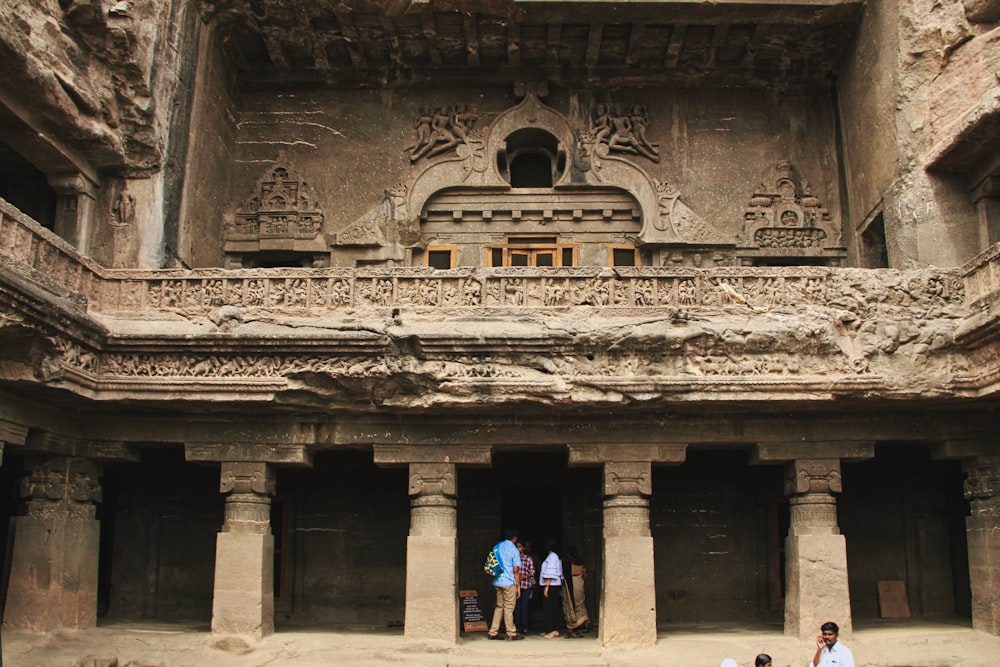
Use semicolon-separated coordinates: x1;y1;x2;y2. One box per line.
0;0;999;650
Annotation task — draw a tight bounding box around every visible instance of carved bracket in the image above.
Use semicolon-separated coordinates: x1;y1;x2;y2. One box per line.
219;461;276;496
784;458;842;495
604;461;652;498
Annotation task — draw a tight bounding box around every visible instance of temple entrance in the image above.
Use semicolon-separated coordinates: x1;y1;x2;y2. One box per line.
457;451;602;635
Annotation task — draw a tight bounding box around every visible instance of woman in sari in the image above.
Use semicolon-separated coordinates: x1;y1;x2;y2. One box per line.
561;546;590;637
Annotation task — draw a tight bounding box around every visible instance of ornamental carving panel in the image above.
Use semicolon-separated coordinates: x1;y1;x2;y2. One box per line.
737;161;844;265
225;159;324;249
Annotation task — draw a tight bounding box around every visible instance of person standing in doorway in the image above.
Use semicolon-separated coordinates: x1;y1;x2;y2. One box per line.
562;545;590;636
810;621;854;667
514;541;536;634
539;539;563;638
488;529;524;641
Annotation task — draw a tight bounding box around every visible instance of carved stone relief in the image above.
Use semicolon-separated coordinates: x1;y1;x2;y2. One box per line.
19;456;102;520
737;161;844;265
224;158;325;264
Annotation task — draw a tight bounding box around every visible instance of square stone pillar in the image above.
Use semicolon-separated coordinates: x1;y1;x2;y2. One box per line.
3;456;102;631
783;459;852;640
211;462;275;639
600;461;656;648
404;462;459;642
964;455;1000;636
47;172;98;252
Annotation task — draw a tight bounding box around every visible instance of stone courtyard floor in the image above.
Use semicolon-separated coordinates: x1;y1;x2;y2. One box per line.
3;618;1000;666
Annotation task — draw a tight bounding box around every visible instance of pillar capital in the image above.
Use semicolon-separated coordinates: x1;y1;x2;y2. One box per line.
408;462;456;498
964;454;1000;504
604;460;652;498
220;461;275;497
19;455;102;519
785;458;842;496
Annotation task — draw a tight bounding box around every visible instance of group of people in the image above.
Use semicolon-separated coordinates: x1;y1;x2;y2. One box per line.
487;529;591;641
721;621;854;667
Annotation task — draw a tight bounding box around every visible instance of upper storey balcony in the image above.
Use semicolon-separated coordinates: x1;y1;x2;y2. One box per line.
2;195;999;419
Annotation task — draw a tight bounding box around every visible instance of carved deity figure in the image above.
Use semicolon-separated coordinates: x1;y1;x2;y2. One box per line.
408;105;479;162
590;103;660;162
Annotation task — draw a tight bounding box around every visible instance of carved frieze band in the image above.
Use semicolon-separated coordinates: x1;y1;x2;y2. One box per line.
97;267;963;314
788;492;840;535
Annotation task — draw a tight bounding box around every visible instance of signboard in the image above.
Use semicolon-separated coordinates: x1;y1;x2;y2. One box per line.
460;589;488;632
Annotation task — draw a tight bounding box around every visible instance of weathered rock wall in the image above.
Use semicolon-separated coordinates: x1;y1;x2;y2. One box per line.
840;0;997;269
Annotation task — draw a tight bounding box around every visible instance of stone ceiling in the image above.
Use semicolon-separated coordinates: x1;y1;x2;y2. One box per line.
202;0;864;90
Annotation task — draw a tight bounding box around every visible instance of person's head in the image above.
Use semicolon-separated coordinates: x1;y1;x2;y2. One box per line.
517;541;524;553
544;538;558;554
523;541;533;554
755;653;773;667
505;528;519;544
820;621;840;646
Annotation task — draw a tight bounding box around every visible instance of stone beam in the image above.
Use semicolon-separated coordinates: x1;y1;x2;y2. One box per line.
24;430;141;462
372;444;492;466
751;440;875;463
185;443;313;466
932;438;999;460
567;443;687;466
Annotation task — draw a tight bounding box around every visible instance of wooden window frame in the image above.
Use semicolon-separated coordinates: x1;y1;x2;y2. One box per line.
485;235;579;267
424;245;459;269
606;243;639;267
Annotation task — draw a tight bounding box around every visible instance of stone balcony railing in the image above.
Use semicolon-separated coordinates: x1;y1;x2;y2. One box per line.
3;196;1000;407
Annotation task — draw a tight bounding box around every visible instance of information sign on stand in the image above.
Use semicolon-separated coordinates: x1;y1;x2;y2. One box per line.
459;589;488;632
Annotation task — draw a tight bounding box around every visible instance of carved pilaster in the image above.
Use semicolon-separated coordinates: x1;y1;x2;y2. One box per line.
603;461;651;537
964;455;1000;635
219;462;275;534
4;455;102;631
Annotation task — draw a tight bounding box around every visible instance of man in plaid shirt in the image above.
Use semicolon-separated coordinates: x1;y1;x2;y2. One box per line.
514;541;536;634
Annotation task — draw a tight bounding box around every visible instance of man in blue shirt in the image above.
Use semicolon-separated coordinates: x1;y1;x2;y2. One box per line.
487;529;524;640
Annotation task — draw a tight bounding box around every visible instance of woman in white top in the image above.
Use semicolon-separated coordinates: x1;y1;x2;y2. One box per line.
539;540;564;638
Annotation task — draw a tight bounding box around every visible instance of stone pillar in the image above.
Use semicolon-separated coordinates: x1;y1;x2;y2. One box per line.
3;456;102;630
964;454;1000;636
600;461;656;647
783;458;852;640
404;463;459;642
211;461;275;638
47;172;98;252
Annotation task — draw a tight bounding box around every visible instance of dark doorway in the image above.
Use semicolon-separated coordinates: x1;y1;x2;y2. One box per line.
502;485;561;555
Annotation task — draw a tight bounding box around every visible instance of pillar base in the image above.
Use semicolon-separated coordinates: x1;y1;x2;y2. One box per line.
211;532;274;639
784;533;852;640
968;512;1000;635
600;535;656;647
404;535;458;643
3;514;100;631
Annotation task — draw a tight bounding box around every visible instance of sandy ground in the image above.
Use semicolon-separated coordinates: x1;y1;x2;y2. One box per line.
3;619;1000;667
